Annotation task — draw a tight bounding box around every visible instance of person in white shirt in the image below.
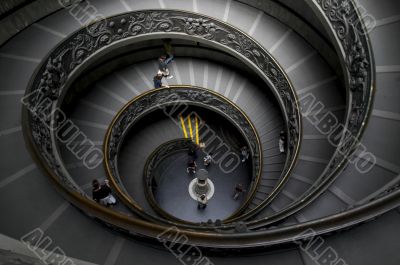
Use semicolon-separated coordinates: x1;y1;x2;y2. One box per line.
203;153;212;167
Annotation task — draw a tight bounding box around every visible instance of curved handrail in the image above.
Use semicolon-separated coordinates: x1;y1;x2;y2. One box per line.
235;0;377;228
143;139;200;222
104;86;263;225
22;9;301;225
21;116;400;249
20;3;391;250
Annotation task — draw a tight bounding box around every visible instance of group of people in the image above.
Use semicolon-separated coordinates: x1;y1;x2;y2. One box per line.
153;40;174;89
186;145;213;175
187;144;248;209
186;144;213;209
89;37;288;210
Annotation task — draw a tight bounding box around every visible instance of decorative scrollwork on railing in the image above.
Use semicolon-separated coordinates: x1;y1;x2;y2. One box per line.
105;87;262;207
24;10;301;206
21;5;395;249
240;0;376;227
145;140;195;188
313;0;374;178
143;139;195;220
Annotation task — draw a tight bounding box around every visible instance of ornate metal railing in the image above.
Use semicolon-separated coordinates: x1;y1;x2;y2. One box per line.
20;3;399;250
104;86;263;224
309;0;375;182
234;0;377;228
22;9;301;226
143;139;198;222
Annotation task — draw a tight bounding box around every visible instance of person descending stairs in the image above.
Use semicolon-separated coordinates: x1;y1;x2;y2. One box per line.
158;39;174;79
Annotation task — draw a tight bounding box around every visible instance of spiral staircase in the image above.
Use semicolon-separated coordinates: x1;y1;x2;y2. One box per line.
0;0;399;264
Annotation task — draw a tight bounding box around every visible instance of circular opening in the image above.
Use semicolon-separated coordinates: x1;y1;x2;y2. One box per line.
118;104;255;222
